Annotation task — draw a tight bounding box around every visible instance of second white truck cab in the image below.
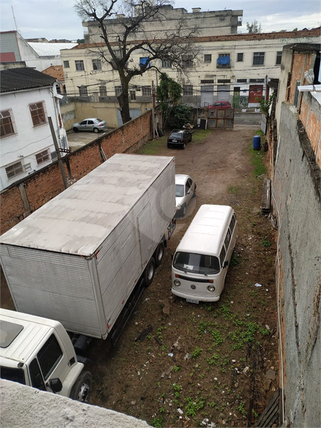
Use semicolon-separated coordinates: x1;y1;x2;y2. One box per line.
0;308;92;401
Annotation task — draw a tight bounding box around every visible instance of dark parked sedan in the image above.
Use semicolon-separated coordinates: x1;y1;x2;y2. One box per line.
167;129;192;149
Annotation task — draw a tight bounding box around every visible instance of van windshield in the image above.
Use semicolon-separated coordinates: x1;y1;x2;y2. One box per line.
173;252;220;275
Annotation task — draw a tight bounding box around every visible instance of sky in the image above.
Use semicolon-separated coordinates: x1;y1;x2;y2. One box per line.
0;0;320;42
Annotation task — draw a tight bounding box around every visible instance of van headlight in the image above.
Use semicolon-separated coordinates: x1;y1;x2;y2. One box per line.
207;285;215;292
174;279;181;287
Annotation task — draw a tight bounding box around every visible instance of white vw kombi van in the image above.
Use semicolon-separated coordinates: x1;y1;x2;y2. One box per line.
171;204;237;303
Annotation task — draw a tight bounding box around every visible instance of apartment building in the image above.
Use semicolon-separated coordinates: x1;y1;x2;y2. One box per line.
61;6;320;110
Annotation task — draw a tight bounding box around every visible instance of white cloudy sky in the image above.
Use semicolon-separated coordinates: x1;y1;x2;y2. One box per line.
0;0;320;41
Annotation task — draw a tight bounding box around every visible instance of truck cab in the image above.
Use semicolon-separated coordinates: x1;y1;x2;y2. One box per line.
0;309;92;401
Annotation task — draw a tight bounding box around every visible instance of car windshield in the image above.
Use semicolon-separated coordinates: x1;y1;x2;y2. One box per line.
96;119;102;122
175;184;185;197
173;252;220;274
170;132;182;138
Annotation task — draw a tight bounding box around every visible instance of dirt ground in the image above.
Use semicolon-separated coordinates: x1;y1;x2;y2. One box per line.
1;126;278;427
86;127;278;427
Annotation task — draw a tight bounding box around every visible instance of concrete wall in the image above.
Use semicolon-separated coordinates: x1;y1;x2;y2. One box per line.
273;102;321;427
0;111;152;233
0;379;151;428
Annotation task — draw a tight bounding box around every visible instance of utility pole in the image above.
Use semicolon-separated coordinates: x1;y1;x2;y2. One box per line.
48;116;68;189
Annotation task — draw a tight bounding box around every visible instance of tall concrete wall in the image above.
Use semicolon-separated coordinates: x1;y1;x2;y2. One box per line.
0;379;151;428
273;102;321;427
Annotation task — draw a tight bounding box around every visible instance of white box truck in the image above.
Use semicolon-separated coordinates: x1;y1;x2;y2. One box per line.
0;308;92;401
0;153;176;341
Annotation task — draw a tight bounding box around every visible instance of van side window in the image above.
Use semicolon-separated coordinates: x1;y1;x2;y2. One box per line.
229;214;236;232
29;358;46;390
219;246;226;267
224;229;231;249
37;334;63;380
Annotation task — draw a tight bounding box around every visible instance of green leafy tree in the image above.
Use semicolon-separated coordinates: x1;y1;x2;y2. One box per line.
168;103;191;129
157;73;182;129
256;92;275;121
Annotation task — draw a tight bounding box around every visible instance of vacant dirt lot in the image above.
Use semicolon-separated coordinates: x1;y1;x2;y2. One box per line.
85;127;278;427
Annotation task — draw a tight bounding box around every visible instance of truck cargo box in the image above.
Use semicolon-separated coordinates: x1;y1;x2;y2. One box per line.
0;154;176;339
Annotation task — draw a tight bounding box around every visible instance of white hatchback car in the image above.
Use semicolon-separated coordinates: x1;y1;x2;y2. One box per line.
175;174;196;217
72;118;107;133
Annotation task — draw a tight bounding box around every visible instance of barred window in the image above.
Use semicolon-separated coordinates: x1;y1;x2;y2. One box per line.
181;55;193;68
63;60;70;68
276;51;282;65
115;86;122;96
130;90;136;101
183;85;193;96
142;86;151;96
92;59;102;70
36;149;51;165
237;53;244;62
29;102;46;127
6;161;23;179
0;109;15;138
78;86;88;96
99;86;107;97
162;59;171;68
253;52;265;66
204;54;212;63
75;60;84;71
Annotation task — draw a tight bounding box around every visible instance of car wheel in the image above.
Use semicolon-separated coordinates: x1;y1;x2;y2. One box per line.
167;144;171;148
73;127;79;133
193;185;197;198
93;128;99;133
70;371;92;402
182;143;186;150
143;258;156;287
154;242;165;267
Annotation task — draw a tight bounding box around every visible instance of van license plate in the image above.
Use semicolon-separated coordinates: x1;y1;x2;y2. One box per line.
186;298;199;304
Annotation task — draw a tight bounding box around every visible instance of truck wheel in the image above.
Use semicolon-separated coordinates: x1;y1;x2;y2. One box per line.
70;371;92;402
154;242;165;267
144;258;155;287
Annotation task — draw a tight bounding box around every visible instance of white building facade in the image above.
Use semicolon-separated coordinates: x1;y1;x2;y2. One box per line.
0;68;69;191
60;5;320;110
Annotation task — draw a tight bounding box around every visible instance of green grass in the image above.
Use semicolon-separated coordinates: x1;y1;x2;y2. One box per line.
137;136;167;155
250;136;266;176
191;129;212;143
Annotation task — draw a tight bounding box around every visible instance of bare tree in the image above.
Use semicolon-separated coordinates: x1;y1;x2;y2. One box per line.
246;20;262;33
75;0;199;124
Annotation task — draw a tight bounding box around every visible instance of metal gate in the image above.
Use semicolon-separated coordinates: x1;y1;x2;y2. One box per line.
207;108;234;129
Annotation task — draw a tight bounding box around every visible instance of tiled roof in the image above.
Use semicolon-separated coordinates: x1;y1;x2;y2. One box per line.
42;65;64;81
0;67;56;93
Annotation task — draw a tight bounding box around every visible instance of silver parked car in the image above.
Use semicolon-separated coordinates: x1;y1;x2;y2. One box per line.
175;174;196;217
73;118;107;133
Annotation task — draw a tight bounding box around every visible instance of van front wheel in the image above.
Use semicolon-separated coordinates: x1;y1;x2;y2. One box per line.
144;258;155;287
70;371;92;402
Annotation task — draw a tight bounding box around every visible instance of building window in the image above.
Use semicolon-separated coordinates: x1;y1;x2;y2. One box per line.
183;85;193;96
0;109;15;138
75;60;84;71
253;52;265;66
142;86;151;96
130;90;136;101
217;53;230;68
162;59;171;68
6;161;23;179
201;80;214;84
29;102;46;127
99;85;107;97
204;54;212;63
63;60;70;68
181;55;193;68
115;86;122;96
276;51;282;65
36;149;51;165
237;53;243;62
249;79;264;83
92;59;102;71
78;86;88;96
218;79;231;84
237;79;247;83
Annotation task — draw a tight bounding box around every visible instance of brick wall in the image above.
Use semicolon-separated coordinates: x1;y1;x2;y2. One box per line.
0;111;152;234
